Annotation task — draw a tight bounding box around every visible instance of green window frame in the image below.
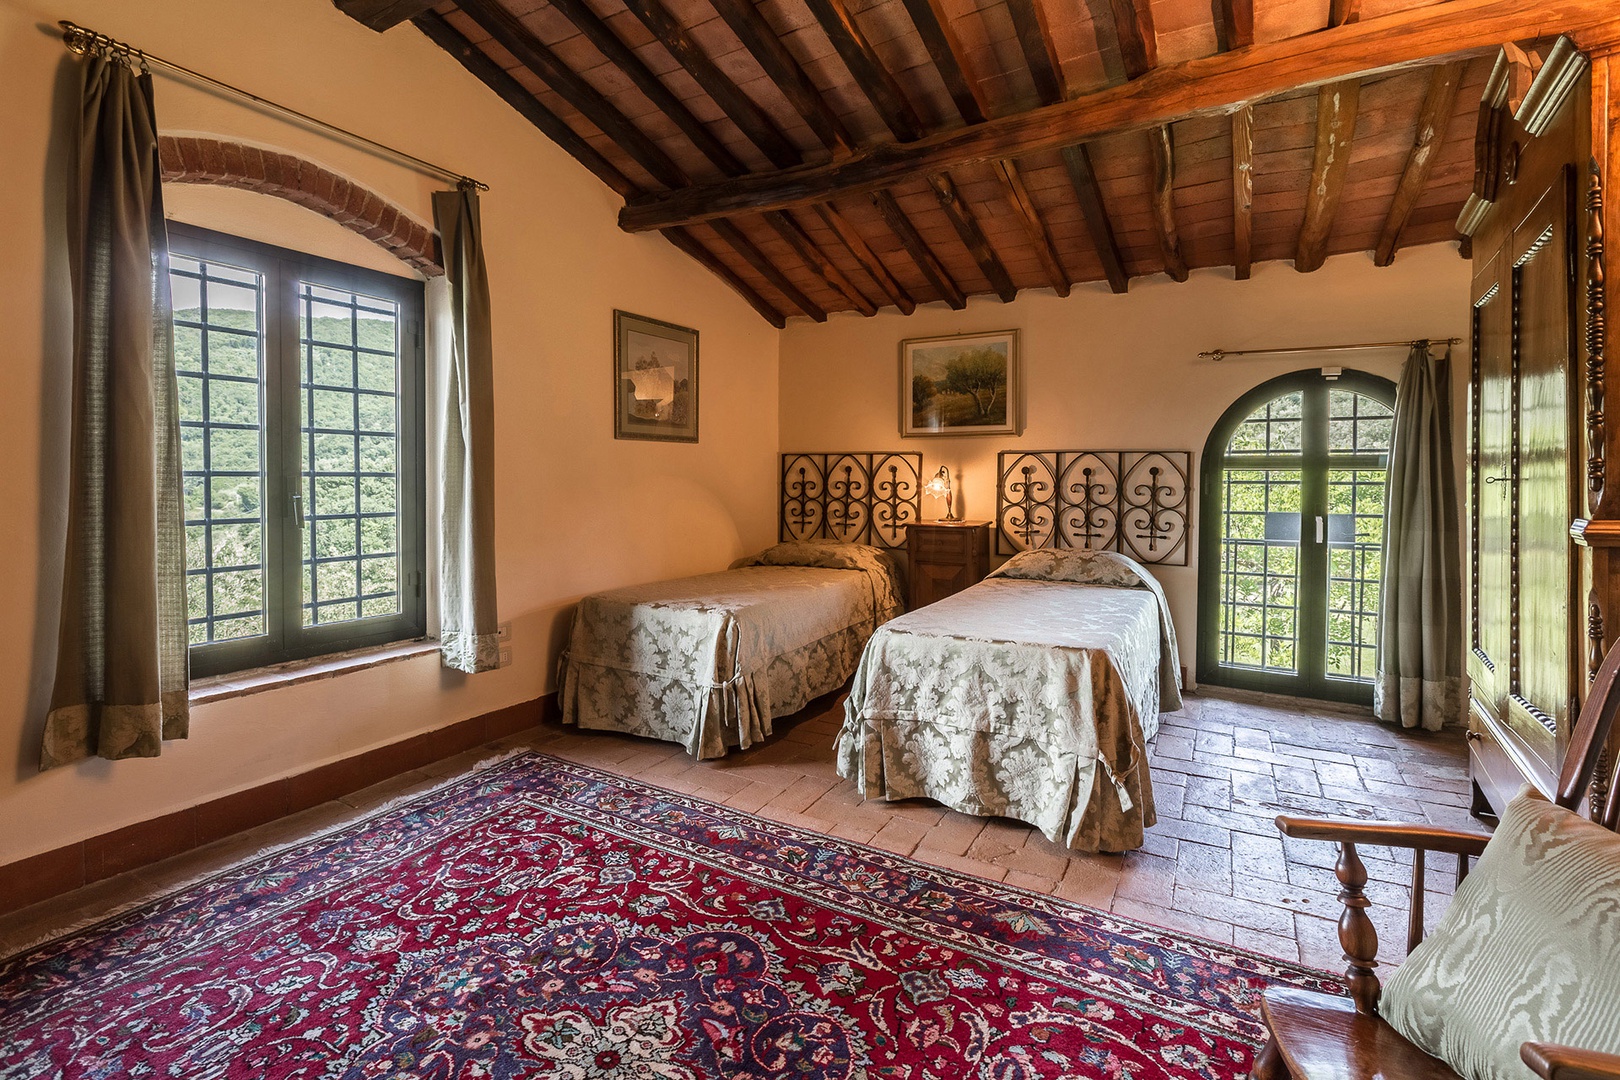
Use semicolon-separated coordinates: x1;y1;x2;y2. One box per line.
170;223;427;678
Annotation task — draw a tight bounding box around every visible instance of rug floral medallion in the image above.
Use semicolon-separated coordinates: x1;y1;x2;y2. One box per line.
0;753;1340;1078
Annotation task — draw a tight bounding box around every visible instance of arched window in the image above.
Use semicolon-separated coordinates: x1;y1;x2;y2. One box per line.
1197;369;1396;703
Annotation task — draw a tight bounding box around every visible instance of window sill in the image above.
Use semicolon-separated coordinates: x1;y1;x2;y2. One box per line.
189;639;440;706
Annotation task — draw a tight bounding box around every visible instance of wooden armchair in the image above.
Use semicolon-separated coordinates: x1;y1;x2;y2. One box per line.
1252;642;1620;1080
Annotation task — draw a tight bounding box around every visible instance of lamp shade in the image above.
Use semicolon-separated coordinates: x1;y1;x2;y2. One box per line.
925;466;957;520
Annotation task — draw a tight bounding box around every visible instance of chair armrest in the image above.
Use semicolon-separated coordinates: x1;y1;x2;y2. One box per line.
1523;1043;1620;1080
1274;815;1492;857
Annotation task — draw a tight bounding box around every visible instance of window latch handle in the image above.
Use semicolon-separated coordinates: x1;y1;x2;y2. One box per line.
1315;515;1325;544
291;492;305;529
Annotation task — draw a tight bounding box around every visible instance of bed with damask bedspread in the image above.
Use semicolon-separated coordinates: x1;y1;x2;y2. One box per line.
836;549;1182;852
559;542;904;760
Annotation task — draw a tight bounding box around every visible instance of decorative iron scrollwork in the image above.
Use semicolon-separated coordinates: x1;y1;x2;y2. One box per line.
780;453;921;550
997;451;1191;565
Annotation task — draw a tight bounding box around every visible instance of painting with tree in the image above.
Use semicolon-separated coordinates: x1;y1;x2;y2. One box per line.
901;330;1020;437
614;310;698;442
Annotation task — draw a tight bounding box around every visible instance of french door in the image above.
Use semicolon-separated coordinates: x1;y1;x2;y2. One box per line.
1197;370;1396;703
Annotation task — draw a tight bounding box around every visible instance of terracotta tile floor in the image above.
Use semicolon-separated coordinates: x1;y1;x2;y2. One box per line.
0;689;1475;972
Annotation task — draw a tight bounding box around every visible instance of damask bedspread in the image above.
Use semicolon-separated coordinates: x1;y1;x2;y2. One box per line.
837;549;1181;852
560;542;903;759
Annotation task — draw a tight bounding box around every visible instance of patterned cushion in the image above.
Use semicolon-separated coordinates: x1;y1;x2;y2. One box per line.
743;541;872;571
1380;790;1620;1080
987;548;1147;588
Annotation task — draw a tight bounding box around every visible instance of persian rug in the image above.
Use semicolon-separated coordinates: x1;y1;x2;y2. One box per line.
0;753;1341;1079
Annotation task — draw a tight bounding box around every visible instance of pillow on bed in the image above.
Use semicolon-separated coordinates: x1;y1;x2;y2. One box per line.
988;548;1148;588
739;541;876;571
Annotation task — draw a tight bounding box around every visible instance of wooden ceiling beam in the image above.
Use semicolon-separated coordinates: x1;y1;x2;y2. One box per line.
1005;0;1128;293
335;0;439;32
1375;60;1466;266
803;0;925;142
1110;0;1159;78
814;203;917;314
706;0;856;153
616;0;1620;232
1232;104;1254;279
1329;0;1363;29
1149;126;1189;281
1215;0;1254;52
1296;79;1362;272
764;211;879;315
619;0;802;170
898;0;988;124
663;227;789;326
929;172;1018;302
900;0;1068;295
873;190;967;308
413;12;787;326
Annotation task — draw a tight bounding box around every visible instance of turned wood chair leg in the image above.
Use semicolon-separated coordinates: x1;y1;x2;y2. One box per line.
1252;1035;1290;1079
1336;841;1381;1014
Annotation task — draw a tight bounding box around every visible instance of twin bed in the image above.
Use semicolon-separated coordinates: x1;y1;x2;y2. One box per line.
557;450;1187;852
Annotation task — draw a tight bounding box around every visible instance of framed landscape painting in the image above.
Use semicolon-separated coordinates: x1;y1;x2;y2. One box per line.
901;330;1019;437
614;310;698;442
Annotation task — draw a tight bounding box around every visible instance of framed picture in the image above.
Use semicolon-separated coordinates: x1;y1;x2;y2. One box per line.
901;329;1020;437
614;310;698;442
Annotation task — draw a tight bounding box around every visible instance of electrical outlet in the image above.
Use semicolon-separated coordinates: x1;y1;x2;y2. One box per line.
496;622;512;642
498;646;512;668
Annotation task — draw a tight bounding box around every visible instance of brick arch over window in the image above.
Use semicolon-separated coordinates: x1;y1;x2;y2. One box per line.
157;136;442;276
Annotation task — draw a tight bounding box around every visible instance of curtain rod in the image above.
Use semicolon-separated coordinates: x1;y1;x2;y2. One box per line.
57;20;488;192
1199;337;1462;362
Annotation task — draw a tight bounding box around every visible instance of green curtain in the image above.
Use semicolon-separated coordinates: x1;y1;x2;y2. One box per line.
42;53;189;769
1375;343;1466;731
433;185;499;673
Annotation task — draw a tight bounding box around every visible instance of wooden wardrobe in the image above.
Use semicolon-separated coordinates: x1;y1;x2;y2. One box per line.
1464;38;1619;816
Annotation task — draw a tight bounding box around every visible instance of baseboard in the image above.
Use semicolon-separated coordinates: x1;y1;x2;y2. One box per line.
0;693;557;917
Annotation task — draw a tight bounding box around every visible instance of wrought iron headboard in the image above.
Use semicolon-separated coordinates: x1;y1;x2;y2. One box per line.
780;452;923;550
997;450;1192;565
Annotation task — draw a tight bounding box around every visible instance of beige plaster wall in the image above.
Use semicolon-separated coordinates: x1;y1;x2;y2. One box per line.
779;245;1473;681
0;0;780;863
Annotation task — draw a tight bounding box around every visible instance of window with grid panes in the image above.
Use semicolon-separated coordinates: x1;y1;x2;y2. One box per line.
170;224;426;677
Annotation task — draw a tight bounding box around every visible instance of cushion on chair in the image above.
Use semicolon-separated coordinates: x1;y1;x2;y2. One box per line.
1380;789;1620;1080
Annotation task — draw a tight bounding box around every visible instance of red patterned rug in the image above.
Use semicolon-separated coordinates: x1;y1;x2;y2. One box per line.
0;753;1340;1078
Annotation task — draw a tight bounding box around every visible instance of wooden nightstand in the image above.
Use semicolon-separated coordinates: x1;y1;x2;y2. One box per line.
906;521;991;609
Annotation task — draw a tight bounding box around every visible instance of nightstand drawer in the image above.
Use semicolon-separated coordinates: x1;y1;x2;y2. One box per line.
911;527;972;559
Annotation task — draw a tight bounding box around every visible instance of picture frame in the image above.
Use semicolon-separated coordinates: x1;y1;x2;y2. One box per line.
614;310;698;442
900;329;1020;437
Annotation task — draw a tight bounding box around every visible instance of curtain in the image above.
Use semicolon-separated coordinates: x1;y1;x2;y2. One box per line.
1375;343;1467;731
433;185;500;673
42;55;189;769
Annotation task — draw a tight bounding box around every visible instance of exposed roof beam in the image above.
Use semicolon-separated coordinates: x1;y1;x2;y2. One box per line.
1005;0;1128;293
413;12;786;326
803;0;925;142
617;0;1620;231
1375;61;1466;265
1149;126;1189;281
619;0;802;170
335;0;439;32
898;0;987;124
706;0;856;153
1232;104;1254;279
992;159;1069;296
929;172;1018;301
456;0;685;189
1215;0;1254;52
1296;79;1362;272
543;0;746;176
763;211;879;315
542;0;870;313
1110;0;1159;78
900;0;1068;294
1329;0;1363;28
813;202;917;314
710;219;829;320
663;227;788;326
872;190;967;308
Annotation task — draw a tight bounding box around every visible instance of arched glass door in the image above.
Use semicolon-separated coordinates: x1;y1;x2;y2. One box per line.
1197;370;1396;702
